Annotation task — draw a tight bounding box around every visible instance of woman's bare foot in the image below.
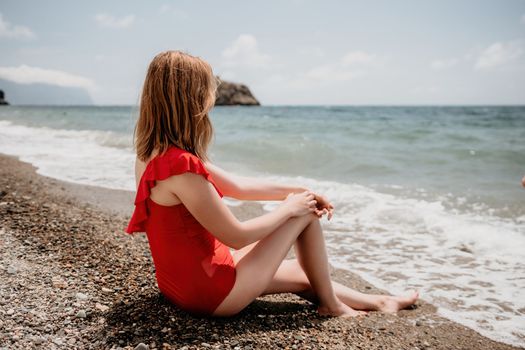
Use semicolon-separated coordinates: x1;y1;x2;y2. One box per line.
378;291;419;313
318;301;368;318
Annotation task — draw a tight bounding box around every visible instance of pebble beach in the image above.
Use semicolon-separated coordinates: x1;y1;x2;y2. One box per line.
0;153;521;350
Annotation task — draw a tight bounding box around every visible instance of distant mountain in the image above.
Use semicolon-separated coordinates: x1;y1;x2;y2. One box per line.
0;79;93;105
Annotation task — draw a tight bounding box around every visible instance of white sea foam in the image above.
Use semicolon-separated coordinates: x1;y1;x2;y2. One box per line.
0;120;524;346
0;120;136;190
261;175;525;347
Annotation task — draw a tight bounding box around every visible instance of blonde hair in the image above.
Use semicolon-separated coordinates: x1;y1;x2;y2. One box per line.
134;50;219;162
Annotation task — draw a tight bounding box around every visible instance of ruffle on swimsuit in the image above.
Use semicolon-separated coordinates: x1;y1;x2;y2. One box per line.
126;147;224;234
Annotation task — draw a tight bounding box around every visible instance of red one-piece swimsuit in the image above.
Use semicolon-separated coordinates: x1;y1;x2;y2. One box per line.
125;146;236;315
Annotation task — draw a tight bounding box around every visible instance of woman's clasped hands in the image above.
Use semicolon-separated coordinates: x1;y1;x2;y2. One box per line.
281;190;334;220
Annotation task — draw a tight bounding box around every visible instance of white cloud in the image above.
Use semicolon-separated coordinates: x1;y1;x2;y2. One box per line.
94;13;135;29
0;65;95;90
0;13;35;39
221;34;271;68
159;4;189;18
341;51;377;66
474;40;524;70
431;58;460;70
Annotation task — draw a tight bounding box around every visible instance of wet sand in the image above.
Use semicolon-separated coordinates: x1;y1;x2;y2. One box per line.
0;153;521;349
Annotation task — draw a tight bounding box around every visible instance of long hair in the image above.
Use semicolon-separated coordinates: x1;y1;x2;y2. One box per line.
134;50;219;162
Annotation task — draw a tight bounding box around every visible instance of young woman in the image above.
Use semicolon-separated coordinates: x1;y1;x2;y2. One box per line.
126;50;418;317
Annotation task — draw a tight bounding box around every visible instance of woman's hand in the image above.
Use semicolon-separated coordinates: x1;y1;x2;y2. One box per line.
280;191;318;217
312;193;334;220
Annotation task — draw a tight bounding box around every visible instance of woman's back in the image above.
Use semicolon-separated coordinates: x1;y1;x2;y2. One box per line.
126;146;236;315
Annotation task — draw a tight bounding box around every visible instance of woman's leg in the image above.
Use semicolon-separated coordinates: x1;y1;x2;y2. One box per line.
213;214;356;317
261;258;418;312
291;217;349;316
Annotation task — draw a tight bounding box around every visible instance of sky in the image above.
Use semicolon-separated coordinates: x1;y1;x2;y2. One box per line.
0;0;524;105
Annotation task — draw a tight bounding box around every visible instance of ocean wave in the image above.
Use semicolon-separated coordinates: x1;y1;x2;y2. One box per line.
0;120;136;190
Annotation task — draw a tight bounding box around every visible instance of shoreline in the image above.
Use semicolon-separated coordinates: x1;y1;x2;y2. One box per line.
0;153;522;349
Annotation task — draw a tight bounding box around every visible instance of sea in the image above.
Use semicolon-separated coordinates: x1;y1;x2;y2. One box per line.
0;105;523;346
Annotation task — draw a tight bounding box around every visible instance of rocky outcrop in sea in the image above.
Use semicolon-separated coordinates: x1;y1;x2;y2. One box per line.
215;77;260;106
0;89;9;105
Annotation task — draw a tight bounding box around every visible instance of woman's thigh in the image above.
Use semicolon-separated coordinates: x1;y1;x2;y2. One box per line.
234;245;310;295
261;258;310;295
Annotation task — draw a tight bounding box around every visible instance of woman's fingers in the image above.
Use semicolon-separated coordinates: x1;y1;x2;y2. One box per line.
312;207;331;218
300;191;335;219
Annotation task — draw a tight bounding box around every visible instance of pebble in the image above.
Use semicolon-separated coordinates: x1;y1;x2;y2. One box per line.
76;310;87;318
33;336;45;345
6;309;14;315
75;292;88;300
51;276;67;288
95;303;109;312
101;287;113;293
134;343;149;350
7;266;17;274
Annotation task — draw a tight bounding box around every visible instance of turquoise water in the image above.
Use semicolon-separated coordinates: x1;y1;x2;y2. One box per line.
0;105;524;345
1;105;523;216
211;106;525;218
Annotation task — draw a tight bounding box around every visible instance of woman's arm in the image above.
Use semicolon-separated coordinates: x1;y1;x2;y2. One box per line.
205;161;307;200
205;161;334;219
162;172;318;249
